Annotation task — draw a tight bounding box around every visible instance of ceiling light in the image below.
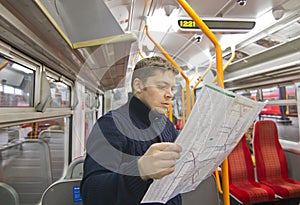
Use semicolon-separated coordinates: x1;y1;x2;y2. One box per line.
164;4;177;16
272;7;285;20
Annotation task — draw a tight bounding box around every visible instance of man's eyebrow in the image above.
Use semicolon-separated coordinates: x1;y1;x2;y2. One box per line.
153;81;176;87
155;81;168;84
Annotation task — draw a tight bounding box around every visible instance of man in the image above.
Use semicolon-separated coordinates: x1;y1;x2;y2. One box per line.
81;56;182;205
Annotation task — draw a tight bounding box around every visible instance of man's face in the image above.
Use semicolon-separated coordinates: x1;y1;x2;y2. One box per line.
136;70;176;114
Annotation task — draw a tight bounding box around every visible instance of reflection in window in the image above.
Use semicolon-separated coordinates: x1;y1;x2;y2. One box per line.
0;118;67;144
0;117;70;203
260;86;298;117
85;111;95;141
85;92;91;108
48;78;71;108
262;87;280;101
236;90;258;102
0;57;34;107
237;87;299;142
85;90;97;109
286;85;297;116
112;87;128;109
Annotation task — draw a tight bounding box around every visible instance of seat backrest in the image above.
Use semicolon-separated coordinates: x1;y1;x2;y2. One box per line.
182;174;220;205
64;156;85;179
2;139;52;205
253;120;289;181
39;130;66;181
41;179;83;205
228;135;255;185
0;182;19;205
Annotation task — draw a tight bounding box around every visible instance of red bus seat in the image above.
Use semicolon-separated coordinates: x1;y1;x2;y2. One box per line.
228;135;275;204
253;120;300;199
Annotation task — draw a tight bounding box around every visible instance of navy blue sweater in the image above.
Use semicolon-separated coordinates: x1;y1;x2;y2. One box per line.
81;95;181;205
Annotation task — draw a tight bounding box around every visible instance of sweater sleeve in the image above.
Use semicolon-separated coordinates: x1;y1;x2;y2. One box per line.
81;114;152;205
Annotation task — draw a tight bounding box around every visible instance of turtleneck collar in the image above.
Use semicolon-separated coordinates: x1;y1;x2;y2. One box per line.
126;93;166;127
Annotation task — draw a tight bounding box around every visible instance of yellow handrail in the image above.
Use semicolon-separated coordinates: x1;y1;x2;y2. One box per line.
168;102;173;121
177;0;223;88
176;1;229;205
145;25;192;117
211;47;235;199
0;60;9;71
214;169;223;194
181;88;185;127
212;46;235;83
191;61;213;105
138;48;145;59
221;158;229;205
189;71;198;83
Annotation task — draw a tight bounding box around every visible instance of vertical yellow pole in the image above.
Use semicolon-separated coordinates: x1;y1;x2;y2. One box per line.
181;89;185;127
176;1;229;205
34;122;39;139
169;102;173;121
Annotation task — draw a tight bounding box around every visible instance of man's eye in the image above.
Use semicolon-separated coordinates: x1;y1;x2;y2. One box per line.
156;85;166;89
171;88;177;94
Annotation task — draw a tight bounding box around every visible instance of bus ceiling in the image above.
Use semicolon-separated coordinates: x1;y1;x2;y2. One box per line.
0;0;300;91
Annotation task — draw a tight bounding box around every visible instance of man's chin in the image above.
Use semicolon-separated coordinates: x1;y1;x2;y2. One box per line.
153;107;167;114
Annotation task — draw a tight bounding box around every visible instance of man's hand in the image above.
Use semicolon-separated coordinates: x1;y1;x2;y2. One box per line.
138;142;182;180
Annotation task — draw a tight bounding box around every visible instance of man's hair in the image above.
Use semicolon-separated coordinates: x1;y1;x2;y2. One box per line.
131;56;179;90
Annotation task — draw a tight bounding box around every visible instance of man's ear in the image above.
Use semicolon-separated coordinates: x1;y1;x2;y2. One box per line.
133;78;143;93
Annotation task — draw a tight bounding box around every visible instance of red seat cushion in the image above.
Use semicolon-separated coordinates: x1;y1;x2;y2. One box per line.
230;182;275;204
259;178;300;198
228;135;275;204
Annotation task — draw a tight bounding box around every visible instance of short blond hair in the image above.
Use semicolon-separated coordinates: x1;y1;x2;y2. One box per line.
131;56;178;90
134;56;178;74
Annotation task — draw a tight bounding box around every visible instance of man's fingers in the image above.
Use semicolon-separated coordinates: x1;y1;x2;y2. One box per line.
153;151;181;160
151;166;176;179
157;159;177;169
151;142;182;153
139;142;182;180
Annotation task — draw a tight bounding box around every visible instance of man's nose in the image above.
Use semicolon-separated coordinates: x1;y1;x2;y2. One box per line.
165;88;174;98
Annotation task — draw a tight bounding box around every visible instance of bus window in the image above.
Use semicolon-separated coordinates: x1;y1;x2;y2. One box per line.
0;117;70;204
236;87;298;143
260;87;281;116
0;118;68;141
0;56;34;107
259;86;299;142
84;89;97;141
286;85;297;116
48;78;71;108
260;86;297;117
85;111;95;141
